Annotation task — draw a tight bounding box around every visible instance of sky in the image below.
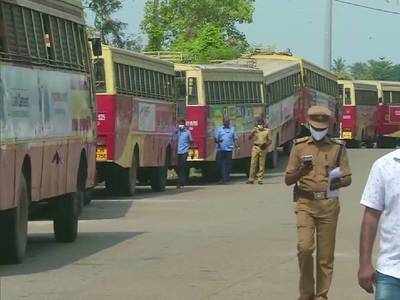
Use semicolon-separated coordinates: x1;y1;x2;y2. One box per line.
86;0;400;67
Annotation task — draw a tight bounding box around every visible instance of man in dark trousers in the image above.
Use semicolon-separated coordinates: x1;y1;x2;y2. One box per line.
215;117;238;184
176;119;193;189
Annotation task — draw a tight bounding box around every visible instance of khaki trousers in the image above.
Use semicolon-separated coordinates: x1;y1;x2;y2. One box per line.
295;198;340;300
248;145;267;182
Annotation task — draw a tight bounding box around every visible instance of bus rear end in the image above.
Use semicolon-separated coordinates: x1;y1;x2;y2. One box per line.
376;82;400;147
95;94;117;179
339;82;357;143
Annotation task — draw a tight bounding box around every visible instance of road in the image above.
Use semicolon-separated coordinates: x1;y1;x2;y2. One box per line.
0;149;390;300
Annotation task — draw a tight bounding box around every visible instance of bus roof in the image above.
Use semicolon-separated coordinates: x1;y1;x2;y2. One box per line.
102;45;175;75
378;81;400;92
174;63;264;82
245;53;337;81
8;0;85;24
339;80;378;91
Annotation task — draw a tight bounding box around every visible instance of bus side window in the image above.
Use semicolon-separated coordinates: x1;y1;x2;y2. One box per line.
338;84;343;101
383;91;391;104
187;77;198;105
93;58;106;93
344;88;351;105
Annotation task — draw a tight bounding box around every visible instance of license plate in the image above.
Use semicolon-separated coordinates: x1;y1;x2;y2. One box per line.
96;147;108;161
188;149;199;160
342;131;352;139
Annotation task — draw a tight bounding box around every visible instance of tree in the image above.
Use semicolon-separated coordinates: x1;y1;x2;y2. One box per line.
84;0;142;51
349;59;397;81
141;0;255;61
332;57;352;79
173;24;239;63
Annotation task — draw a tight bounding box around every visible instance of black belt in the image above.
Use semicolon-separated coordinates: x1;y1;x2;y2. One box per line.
297;188;329;201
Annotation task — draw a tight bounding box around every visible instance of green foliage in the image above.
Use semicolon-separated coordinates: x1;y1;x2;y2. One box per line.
172;25;239;63
332;57;352;80
141;0;255;61
84;0;142;51
334;57;400;81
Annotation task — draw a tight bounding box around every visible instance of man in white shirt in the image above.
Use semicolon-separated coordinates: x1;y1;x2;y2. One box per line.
358;149;400;299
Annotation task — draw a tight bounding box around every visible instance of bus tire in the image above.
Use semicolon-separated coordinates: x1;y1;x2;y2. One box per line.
0;174;29;264
283;141;293;155
53;192;80;243
123;151;139;196
201;163;220;182
150;166;168;192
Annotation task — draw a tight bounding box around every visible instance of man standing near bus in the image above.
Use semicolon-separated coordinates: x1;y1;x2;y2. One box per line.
285;106;352;300
215;117;238;184
247;117;271;185
176;119;193;189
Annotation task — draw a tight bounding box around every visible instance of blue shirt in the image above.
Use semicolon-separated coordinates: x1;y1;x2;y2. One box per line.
177;128;193;154
215;126;237;152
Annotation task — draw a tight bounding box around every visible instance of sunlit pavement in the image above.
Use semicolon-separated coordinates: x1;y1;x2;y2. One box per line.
0;149;390;300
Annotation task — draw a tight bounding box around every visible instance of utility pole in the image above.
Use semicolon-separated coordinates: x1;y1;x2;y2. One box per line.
325;0;333;70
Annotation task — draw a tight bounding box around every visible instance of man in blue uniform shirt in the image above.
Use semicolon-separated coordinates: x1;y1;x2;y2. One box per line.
176;119;193;188
215;117;238;184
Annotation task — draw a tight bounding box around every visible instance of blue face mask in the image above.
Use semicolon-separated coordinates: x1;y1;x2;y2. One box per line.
310;126;328;141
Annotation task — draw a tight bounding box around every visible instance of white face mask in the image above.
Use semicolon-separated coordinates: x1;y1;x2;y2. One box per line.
257;125;264;129
178;125;185;130
310;126;328;141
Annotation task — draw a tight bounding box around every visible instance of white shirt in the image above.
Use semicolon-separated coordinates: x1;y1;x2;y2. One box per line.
361;149;400;279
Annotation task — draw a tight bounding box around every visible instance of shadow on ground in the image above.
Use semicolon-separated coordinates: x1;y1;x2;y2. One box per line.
0;231;144;276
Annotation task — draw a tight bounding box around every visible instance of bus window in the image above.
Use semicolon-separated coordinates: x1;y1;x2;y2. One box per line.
175;72;186;100
391;91;400;104
187;77;198;105
355;90;378;105
338;84;343;101
93;58;106;93
344;88;351;105
383;91;391;103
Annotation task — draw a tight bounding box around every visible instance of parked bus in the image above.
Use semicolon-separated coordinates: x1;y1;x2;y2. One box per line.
338;80;378;147
237;52;339;157
93;45;177;195
0;0;96;263
376;81;400;147
175;64;265;180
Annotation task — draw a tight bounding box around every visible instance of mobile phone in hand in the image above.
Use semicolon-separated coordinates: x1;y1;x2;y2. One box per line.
302;155;313;166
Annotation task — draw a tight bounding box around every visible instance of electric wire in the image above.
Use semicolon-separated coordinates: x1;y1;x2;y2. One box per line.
334;0;400;15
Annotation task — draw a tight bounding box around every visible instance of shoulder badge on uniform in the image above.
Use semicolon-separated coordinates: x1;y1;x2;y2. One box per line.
294;137;309;145
331;138;345;146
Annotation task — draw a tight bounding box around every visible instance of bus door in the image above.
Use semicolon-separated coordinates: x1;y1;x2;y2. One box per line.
340;85;356;140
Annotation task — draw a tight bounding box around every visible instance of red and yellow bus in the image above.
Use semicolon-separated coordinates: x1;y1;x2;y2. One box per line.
243;52;339;155
376;81;400;147
0;0;96;263
176;64;265;179
94;46;177;195
339;80;378;147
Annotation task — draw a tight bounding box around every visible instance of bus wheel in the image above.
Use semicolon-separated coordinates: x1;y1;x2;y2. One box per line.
0;174;29;264
53;192;80;243
150;166;168;192
201;163;220;182
124;152;139;196
283;141;293;155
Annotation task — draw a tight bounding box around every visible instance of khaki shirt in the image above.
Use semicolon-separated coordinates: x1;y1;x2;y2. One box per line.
252;127;271;147
285;136;351;192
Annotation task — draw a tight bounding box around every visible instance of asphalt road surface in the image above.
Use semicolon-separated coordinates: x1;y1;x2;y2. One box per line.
0;149;392;300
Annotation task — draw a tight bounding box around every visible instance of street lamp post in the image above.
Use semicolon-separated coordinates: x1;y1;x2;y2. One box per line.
325;0;333;70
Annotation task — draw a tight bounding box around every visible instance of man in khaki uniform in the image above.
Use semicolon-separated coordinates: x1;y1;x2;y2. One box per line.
247;118;271;184
285;106;352;300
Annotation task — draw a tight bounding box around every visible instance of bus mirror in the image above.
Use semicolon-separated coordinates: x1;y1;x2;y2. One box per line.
92;38;102;57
